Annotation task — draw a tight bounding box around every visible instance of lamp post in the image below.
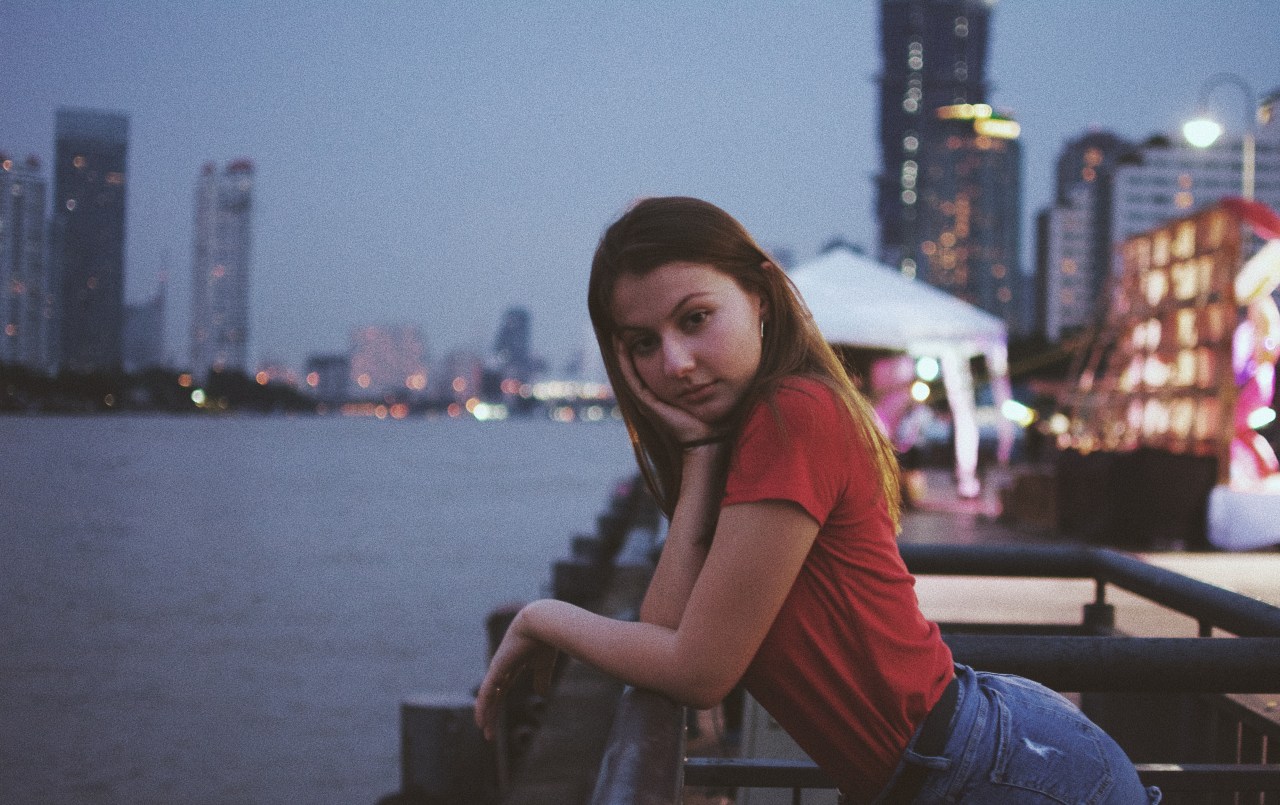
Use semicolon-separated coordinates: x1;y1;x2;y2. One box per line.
1182;72;1258;201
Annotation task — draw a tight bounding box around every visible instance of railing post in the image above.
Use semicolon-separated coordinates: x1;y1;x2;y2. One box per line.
590;687;686;805
1084;577;1115;631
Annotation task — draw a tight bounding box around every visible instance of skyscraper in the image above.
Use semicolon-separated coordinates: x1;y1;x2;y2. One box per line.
913;104;1024;332
53;107;129;372
190;160;255;378
876;0;992;271
1035;130;1134;340
492;306;532;378
876;1;1025;334
0;153;56;372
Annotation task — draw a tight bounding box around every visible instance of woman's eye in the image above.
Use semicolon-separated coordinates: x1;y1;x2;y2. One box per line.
629;336;658;356
684;310;710;329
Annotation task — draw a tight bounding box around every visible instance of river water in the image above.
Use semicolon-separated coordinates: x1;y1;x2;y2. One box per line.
0;414;637;804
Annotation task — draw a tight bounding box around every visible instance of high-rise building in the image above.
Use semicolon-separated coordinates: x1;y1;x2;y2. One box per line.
0;153;56;372
877;1;1026;334
1035;130;1134;340
492;306;533;378
913;104;1026;334
348;324;428;399
190;160;255;378
1110;120;1280;273
53;107;129;372
1035;192;1089;340
123;280;165;373
876;0;992;271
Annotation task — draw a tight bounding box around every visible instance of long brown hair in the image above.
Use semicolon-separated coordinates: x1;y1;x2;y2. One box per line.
587;196;901;529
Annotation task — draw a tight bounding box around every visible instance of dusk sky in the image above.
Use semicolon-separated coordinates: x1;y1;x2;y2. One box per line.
3;1;1278;373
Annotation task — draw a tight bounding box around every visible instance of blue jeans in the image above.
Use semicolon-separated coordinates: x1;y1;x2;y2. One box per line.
871;664;1161;804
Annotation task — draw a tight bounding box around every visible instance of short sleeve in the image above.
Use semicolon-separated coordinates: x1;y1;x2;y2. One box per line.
721;379;850;526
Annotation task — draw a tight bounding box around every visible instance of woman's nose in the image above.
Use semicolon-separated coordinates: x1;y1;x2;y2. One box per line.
663;339;695;377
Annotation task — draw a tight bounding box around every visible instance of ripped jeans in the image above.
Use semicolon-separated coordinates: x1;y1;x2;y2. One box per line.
870;664;1161;804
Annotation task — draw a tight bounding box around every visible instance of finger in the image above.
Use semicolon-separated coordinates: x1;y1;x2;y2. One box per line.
613;340;644;396
475;667;510;740
613;340;668;414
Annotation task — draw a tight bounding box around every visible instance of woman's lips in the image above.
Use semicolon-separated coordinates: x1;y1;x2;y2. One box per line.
680;382;717;405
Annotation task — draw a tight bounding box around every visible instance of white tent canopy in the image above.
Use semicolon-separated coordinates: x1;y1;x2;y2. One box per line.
787;247;1014;496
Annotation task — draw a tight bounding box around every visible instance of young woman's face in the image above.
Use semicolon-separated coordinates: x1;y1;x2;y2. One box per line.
611;262;765;425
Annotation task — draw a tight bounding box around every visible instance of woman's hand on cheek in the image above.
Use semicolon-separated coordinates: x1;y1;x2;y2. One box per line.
614;340;717;445
474;605;558;742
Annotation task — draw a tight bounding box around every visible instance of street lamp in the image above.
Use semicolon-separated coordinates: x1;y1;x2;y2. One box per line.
1182;72;1257;200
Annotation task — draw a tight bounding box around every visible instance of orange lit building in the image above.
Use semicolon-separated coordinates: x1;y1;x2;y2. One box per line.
907;104;1026;335
348;325;429;400
1057;200;1274;548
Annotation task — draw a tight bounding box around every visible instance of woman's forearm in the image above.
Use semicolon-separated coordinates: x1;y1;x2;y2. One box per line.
520;598;729;708
638;443;727;628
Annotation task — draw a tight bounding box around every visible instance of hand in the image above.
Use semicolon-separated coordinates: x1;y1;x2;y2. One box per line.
474;606;558;741
614;339;718;445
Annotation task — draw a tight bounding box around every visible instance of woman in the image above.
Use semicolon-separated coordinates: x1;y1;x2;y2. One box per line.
475;197;1158;804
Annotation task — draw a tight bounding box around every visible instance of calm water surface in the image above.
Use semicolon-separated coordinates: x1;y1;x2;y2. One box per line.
0;414;636;804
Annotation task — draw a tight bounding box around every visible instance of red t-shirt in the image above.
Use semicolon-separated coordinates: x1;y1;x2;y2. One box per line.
722;377;953;801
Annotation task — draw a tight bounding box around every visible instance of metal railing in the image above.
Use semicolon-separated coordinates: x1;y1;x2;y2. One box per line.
589;544;1280;804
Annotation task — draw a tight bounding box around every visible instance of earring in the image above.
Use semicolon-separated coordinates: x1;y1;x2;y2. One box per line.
760;319;766;339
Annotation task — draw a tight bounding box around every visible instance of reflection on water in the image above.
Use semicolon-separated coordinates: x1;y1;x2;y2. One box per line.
0;415;634;805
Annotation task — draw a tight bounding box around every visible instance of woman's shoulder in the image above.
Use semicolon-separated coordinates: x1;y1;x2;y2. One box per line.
741;375;849;439
767;375;845;416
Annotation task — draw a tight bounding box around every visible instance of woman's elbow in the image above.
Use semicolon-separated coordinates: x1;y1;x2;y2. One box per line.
668;670;740;711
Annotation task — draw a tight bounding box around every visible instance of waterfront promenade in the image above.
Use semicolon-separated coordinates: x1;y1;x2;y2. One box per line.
902;467;1280;636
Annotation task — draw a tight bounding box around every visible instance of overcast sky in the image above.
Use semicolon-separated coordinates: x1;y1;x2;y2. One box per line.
3;1;1277;372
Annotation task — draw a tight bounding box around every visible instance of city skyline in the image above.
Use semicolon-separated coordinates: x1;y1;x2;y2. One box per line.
2;1;1277;371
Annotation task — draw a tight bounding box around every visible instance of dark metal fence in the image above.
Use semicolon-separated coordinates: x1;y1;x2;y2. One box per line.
590;544;1280;804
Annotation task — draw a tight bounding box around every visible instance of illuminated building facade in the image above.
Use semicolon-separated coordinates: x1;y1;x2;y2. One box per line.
876;0;992;271
911;104;1026;333
0;153;56;371
348;324;428;399
1110;119;1280;274
1035;130;1134;340
54;107;129;372
191;160;255;378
